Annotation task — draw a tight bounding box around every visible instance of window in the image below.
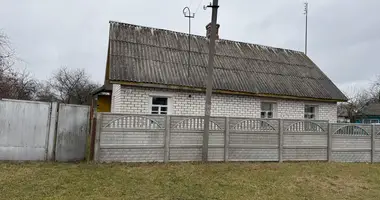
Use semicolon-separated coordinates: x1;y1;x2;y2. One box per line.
151;97;168;115
364;119;379;124
304;105;316;119
261;102;275;118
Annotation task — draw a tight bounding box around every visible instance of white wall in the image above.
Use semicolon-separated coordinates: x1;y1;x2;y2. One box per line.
112;85;338;122
111;84;121;113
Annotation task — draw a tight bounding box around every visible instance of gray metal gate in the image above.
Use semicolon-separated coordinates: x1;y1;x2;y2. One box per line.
55;104;90;162
0;99;90;161
0;99;56;160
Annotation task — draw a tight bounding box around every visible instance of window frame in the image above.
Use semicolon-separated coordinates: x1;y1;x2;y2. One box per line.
260;102;276;119
364;119;380;124
148;94;172;115
304;105;318;120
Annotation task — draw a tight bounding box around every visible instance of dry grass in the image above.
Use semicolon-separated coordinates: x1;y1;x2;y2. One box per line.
1;162;380;200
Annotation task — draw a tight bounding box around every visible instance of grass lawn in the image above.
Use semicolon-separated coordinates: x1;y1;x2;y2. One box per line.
1;162;380;200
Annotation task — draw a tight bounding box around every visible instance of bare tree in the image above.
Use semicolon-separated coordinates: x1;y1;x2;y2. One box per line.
0;31;15;98
0;32;38;100
13;69;38;100
339;90;373;122
35;82;58;102
370;75;380;102
1;32;101;103
0;68;38;100
49;67;99;105
0;31;14;70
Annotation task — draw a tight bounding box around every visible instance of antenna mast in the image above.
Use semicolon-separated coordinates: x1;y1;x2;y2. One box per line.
183;7;195;77
304;2;308;55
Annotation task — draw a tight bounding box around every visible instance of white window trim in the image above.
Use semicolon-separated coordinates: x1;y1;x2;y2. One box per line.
260;101;277;118
364;119;379;124
148;93;173;115
304;105;319;120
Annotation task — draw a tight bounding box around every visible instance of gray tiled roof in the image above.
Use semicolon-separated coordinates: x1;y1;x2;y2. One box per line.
107;21;347;101
359;103;380;116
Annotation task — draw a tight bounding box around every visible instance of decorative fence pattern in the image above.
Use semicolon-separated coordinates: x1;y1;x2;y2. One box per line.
283;120;328;161
94;113;380;163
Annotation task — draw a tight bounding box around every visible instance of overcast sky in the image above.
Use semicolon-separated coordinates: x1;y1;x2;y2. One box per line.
1;0;379;95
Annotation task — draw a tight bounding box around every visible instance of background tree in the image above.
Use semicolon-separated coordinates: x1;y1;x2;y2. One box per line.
338;89;374;122
35;82;58;102
1;32;99;104
12;69;38;100
0;31;15;99
48;67;100;105
0;31;14;70
370;75;380;102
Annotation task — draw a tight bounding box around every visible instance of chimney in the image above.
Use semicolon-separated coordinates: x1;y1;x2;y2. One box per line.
206;23;220;40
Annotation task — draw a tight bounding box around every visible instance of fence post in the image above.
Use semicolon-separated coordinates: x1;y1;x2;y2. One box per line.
94;113;102;162
164;115;171;163
47;102;58;161
89;115;97;161
279;119;283;163
224;117;230;162
327;123;332;162
372;125;375;163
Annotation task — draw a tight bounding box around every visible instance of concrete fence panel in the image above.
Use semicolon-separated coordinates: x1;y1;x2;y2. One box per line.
93;113;380;163
331;124;372;162
228;118;279;161
283;120;329;161
169;116;224;161
98;113;165;162
374;126;380;162
207;117;225;161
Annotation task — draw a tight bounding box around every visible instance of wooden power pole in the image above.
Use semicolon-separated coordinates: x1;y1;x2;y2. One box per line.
203;0;219;162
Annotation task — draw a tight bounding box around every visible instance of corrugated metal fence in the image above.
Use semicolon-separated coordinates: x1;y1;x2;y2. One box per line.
94;113;380;163
0;99;90;161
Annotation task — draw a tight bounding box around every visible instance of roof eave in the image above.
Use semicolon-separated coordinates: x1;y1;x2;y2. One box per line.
109;80;347;102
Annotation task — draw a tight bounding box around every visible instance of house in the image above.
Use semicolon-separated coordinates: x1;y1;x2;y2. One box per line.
355;102;380;124
94;21;347;122
337;107;350;123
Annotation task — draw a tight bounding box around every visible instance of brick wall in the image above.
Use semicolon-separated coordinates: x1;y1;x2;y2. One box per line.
110;84;121;112
112;85;338;122
318;103;338;123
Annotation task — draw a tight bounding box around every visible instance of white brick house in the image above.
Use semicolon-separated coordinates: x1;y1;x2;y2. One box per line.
94;21;347;123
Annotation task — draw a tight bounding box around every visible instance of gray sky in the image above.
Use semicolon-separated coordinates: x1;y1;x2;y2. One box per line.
1;0;379;95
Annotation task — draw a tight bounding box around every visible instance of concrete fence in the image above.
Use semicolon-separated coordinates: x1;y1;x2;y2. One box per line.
0;99;90;161
94;113;380;163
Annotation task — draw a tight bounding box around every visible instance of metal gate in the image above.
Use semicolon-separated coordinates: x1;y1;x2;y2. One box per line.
0;99;90;161
0;99;55;160
55;104;90;162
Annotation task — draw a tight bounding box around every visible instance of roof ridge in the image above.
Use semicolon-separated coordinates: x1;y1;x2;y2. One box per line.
111;54;324;80
109;20;305;54
110;39;313;68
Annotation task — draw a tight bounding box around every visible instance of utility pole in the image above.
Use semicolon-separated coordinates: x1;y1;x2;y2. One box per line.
304;2;308;55
202;0;219;162
183;7;195;77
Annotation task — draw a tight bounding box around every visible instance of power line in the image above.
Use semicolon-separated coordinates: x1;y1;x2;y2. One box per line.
189;0;194;8
195;0;205;14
